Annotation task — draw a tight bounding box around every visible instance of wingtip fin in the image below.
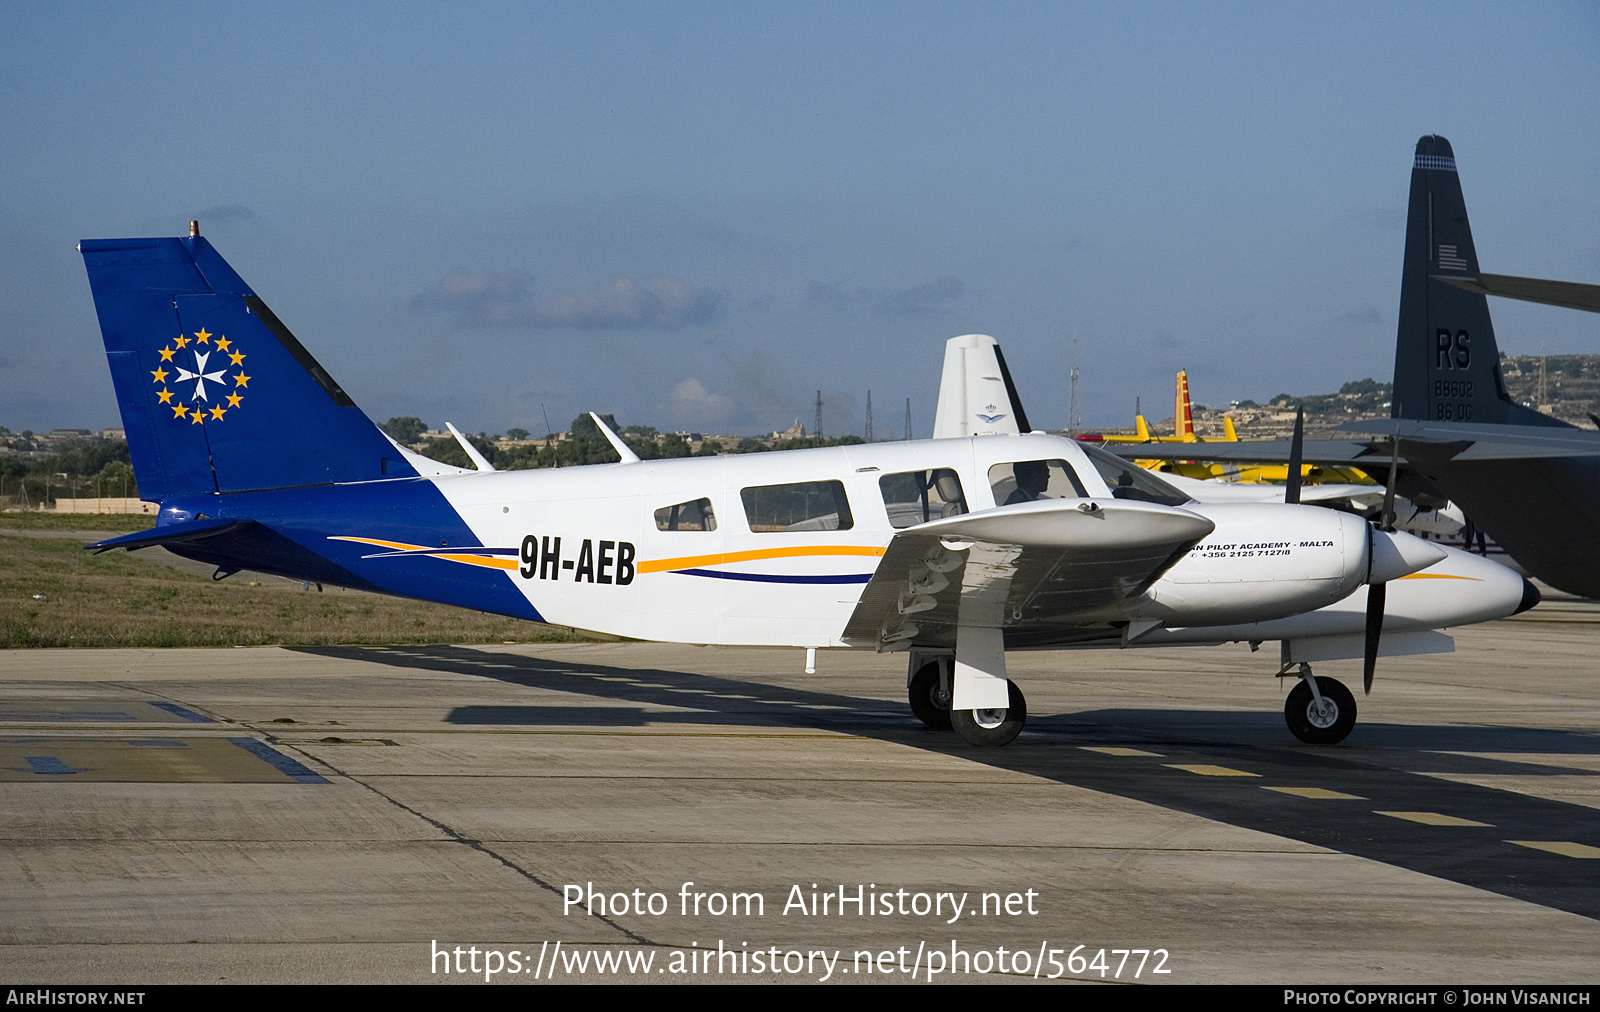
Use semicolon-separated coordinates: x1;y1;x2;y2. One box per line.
445;422;497;472
588;412;642;464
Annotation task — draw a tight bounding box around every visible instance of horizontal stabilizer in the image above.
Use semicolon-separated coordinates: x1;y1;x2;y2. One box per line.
84;517;256;554
1342;419;1600;460
1437;273;1600;315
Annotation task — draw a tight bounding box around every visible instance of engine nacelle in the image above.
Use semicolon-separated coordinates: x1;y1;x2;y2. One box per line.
1135;503;1374;626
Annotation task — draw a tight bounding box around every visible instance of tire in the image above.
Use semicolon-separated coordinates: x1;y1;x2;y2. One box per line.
950;680;1027;747
908;662;952;729
1284;677;1356;745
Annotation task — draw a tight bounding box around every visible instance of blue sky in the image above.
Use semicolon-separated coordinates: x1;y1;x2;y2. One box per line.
3;2;1597;435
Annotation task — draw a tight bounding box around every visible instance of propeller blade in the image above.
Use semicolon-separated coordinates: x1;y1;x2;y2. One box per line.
1363;579;1385;695
1380;437;1400;531
1285;409;1304;505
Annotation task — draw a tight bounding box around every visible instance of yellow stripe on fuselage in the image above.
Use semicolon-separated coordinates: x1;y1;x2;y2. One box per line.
329;536;518;571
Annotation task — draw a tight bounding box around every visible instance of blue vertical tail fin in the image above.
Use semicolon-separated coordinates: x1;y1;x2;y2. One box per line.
80;235;417;500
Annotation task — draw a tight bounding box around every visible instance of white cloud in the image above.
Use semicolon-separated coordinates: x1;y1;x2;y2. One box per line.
665;378;733;426
805;275;966;316
412;272;720;330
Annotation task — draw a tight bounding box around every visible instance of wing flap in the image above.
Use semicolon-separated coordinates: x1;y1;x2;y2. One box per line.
842;499;1213;649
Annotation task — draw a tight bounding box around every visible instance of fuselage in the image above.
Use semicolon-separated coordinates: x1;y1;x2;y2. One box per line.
150;432;1523;651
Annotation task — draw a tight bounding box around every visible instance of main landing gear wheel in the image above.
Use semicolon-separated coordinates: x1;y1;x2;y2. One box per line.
908;662;952;729
950;680;1027;747
1284;676;1356;745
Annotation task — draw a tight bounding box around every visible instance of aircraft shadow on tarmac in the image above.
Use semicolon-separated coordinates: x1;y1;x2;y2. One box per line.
294;645;1600;922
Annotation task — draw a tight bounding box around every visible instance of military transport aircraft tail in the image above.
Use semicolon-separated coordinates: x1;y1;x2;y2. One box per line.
79;231;420;500
1392;135;1571;431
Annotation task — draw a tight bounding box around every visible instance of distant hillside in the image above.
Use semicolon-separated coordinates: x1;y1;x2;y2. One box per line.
1500;354;1600;427
1119;354;1600;440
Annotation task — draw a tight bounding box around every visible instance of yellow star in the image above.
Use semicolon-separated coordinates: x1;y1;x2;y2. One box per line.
157;388;173;404
194;329;211;344
151;367;169;383
174;335;189;348
229;351;245;366
210;406;225;420
172;404;188;419
190;409;205;424
234;372;250;388
214;336;231;352
158;347;175;361
226;392;243;408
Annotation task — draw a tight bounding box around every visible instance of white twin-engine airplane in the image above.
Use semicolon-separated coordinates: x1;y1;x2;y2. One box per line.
79;233;1534;748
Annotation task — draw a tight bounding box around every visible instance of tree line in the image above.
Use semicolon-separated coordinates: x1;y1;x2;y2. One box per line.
0;428;136;503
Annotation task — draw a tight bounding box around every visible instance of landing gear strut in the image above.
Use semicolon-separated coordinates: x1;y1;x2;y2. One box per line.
950;680;1027;747
1284;664;1356;745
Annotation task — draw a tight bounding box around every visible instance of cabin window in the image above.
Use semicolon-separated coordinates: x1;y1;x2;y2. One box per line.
654;497;717;531
987;459;1090;505
879;469;967;528
740;480;854;532
1077;444;1192;506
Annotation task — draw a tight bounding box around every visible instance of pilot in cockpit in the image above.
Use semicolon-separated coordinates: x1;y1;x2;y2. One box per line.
1004;460;1050;505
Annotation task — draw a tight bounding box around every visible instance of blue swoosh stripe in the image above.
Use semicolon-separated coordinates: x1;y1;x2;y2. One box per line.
674;568;873;584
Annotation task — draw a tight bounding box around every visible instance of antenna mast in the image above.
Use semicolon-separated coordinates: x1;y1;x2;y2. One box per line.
814;390;823;440
1539;341;1548;407
864;390;873;442
1068;337;1081;432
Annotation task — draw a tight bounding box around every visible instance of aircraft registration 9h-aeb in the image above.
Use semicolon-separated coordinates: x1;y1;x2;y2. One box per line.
78;229;1533;747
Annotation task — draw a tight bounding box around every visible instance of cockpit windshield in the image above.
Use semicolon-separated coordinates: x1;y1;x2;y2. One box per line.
1077;443;1193;507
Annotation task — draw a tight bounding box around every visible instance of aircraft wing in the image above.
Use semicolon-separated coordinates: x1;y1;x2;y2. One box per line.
841;498;1213;649
1109;421;1600;466
1436;273;1600;315
1105;438;1378;465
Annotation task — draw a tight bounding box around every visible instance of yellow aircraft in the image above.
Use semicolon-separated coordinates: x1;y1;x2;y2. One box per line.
1089;370;1371;487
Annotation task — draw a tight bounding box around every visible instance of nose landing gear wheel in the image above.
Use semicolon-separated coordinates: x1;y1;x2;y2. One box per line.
1285;676;1356;745
908;662;953;729
950;680;1027;746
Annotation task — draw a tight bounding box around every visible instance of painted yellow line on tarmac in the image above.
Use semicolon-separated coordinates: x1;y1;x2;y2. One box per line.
1263;786;1366;800
1508;840;1600;859
1081;746;1162;757
1376;811;1491;827
1164;763;1260;777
